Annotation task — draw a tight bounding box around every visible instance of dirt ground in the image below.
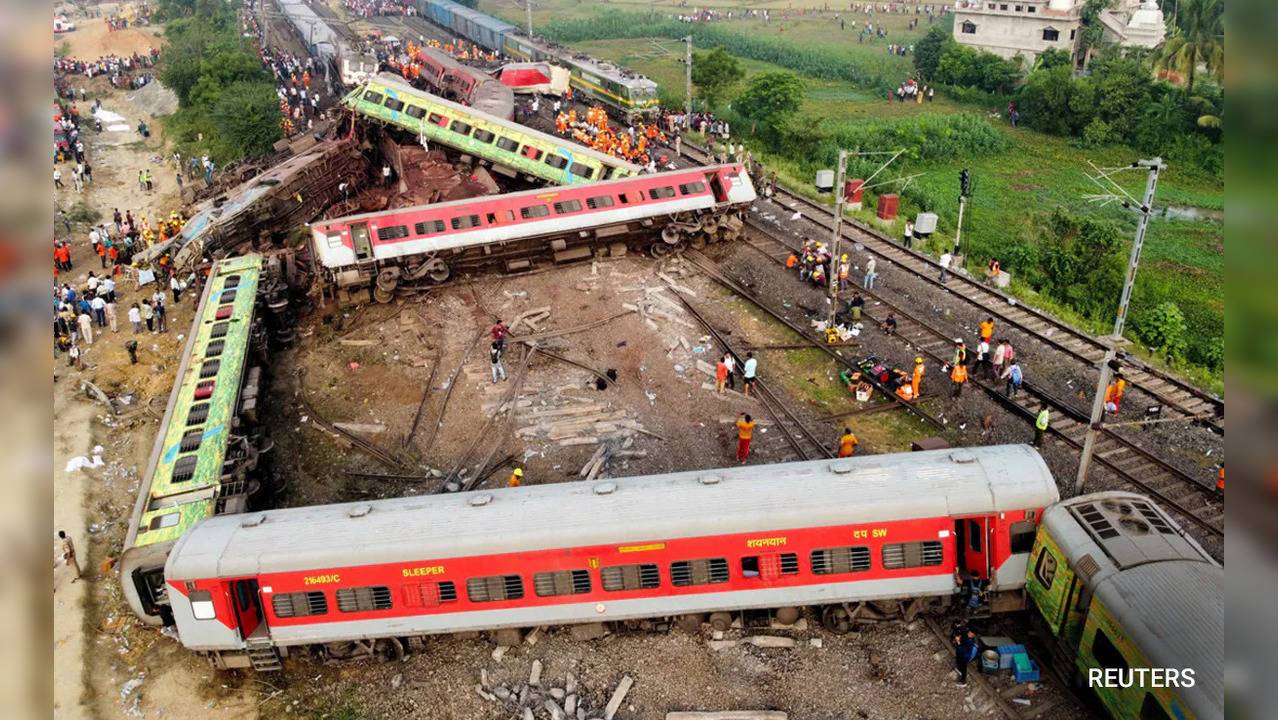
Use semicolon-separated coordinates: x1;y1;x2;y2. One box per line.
59;13;161;60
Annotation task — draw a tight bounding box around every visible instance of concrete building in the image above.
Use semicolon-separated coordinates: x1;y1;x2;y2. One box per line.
951;0;1166;66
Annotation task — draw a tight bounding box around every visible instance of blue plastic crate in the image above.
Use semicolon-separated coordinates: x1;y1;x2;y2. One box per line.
997;644;1026;669
1012;655;1040;682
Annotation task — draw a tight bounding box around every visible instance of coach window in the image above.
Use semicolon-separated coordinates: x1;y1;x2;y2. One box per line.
553;199;583;214
1139;694;1172;720
189;590;216;620
401;581;457;608
568;163;595;179
473;129;495;144
414;220;446;236
521;146;544;161
586;195;615;210
1034;549;1057;588
544;154;569;170
520;204;550;220
670;558;730;586
533;570;592;597
451;214;482;230
326;232;343;249
383;97;404;112
601;563;660;591
741;553;799;579
881;540;944;569
496;136;520;152
1009;521;1037;553
335;586;393;613
362;91;384;104
678;181;706;195
648;186;677;200
271;591;328;618
405;105;426;119
450;120;473;135
968;520;983;553
428;113;447;126
148;511;181;531
467;575;525;602
811;546;872;574
376;225;410;242
1091;628;1130;671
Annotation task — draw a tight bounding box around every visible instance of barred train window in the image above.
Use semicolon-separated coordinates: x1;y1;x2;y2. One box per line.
405;105;426;119
553;199;583;214
376;225;410;242
741;553;799;578
601;563;660;591
544;154;568;170
467;575;524;602
670;558;729;586
586;195;615;210
362;91;384;104
648;186;676;200
520;204;550;219
383;97;404;112
428;113;446;125
272;591;328;618
335;586;393;613
678;181;706;195
414;220;446;236
533;569;592;597
568;163;595;179
450;120;473;135
473;129;495;144
881;540;944;569
451;214;481;230
496;136;520;152
401;581;457;608
811;546;871;574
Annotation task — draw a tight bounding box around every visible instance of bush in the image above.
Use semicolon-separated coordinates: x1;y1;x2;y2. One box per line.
66;200;102;225
1080;118;1118;147
1136;301;1189;363
1166;132;1222;174
934;45;1022;94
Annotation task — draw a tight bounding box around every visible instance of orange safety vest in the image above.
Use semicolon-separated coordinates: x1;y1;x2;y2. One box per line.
979;320;994;339
786;254;798;268
951;364;967;383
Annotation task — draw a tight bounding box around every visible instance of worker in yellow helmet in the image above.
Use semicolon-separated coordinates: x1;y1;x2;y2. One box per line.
508;468;523;487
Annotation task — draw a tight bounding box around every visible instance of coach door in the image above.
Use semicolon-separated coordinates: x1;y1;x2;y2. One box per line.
350;222;372;261
959;517;992;580
230;578;264;641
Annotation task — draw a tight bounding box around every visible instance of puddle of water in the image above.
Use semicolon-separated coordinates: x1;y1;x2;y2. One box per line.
1157;205;1223;222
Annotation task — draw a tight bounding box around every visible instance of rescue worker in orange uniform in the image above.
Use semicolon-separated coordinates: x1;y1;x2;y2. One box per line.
950;361;968;398
911;357;925;399
1104;375;1126;413
508;468;523;487
979;317;994;344
837;428;858;457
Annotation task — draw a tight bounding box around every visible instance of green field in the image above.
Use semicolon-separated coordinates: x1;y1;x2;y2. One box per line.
482;0;1223;388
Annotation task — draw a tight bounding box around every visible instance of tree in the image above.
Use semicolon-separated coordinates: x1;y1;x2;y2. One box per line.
1138;301;1189;362
1016;65;1093;135
1088;50;1153;128
1154;0;1223;94
691;46;744;110
913;27;952;80
734;72;805;133
1033;48;1071;71
209;81;284;160
1132;92;1189;153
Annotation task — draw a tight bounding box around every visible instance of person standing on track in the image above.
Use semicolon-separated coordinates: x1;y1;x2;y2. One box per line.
950;361;967;398
735;412;756;462
953;621;978;686
1002;361;1022;397
863;256;877;289
903;220;913;249
837;428;858;457
938;249;951;283
491;319;508;350
979;317;994;345
1034;405;1050;447
723;352;736;391
490;341;506;383
715;356;729;394
58;530;81;583
742;351;758;397
1104;375;1125;414
911;356;925;398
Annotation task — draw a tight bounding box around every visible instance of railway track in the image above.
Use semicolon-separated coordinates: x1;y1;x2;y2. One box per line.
677;142;1223;436
732;227;1224;540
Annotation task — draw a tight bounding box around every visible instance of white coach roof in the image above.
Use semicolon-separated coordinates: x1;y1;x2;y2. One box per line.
167;445;1058;579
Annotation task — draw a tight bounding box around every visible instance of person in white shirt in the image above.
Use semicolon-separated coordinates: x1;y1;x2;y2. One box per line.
939;250;952;283
90;295;106;327
742;351;758;397
128;303;142;333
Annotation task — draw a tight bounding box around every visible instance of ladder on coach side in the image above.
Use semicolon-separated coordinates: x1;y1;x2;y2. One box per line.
245;633;282;672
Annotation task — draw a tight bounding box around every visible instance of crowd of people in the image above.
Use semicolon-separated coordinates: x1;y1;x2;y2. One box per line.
344;0;416;18
54;49;158;79
241;1;323;135
893;78;934;102
382;37;501;83
554;104;672;167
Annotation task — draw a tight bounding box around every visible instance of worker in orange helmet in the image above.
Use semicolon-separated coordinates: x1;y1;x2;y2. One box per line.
508;468;523;488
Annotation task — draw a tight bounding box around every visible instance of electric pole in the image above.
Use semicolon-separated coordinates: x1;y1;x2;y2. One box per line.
685;36;693;123
827;150;848;327
1073;158;1164;496
526;0;533;36
954;169;970;253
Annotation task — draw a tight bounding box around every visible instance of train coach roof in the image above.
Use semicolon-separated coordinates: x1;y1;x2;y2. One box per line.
167;445;1058;579
1097;561;1223;719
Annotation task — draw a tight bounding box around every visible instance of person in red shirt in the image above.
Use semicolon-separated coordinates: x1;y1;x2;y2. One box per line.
715;359;728;394
491;320;508;349
735;412;756;463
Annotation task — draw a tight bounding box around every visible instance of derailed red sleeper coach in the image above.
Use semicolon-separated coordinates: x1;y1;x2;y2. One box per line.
311;163;755;292
162;445;1058;670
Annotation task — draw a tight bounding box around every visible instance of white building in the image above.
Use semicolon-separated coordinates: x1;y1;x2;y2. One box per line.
951;0;1165;66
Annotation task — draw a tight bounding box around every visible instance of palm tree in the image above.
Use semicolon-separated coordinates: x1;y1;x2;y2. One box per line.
1154;0;1223;94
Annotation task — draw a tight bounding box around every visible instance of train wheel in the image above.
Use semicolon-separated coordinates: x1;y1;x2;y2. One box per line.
660;226;682;245
676;613;706;634
649;242;676;258
423;258;451;284
373;286;395;304
822;605;857;635
774;606;801;625
699;215;720;233
374;638;404;663
689;234;708;250
708;611;733;632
